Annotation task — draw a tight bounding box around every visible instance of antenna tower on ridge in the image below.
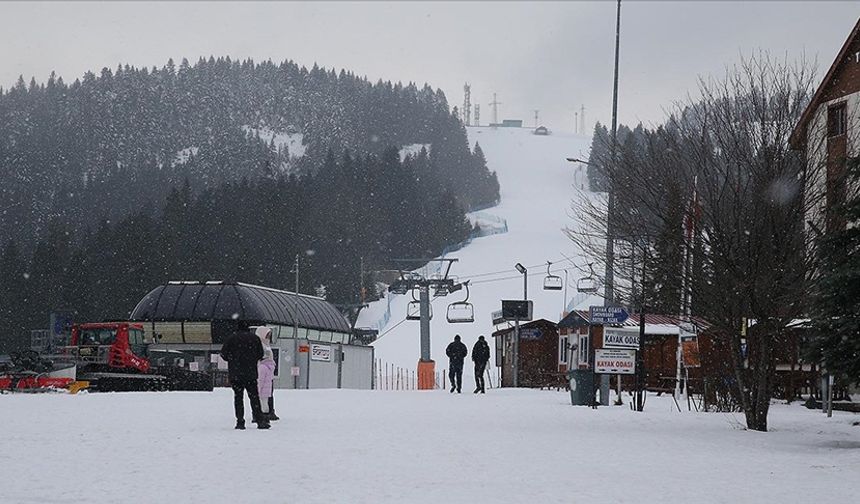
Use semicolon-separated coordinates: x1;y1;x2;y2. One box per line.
489;93;502;125
463;83;472;126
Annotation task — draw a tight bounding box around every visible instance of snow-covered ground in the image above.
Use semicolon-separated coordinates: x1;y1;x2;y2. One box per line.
3;389;857;504
359;126;599;377
398;142;431;161
243;125;307;159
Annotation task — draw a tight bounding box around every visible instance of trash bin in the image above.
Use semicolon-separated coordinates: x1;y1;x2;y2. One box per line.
567;368;594;406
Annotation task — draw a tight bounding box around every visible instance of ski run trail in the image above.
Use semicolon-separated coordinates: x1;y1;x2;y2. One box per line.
359;125;600;387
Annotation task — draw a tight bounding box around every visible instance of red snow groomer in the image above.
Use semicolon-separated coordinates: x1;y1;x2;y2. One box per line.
53;322;212;392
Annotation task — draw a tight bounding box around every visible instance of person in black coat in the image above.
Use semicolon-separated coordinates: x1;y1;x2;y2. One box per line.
445;335;468;393
220;328;269;429
472;335;491;394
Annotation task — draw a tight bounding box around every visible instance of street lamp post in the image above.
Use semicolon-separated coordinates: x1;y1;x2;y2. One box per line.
514;263;528;388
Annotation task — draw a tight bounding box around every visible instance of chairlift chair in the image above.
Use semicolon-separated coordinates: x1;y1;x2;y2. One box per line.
446;281;475;323
576;263;600;293
389;280;409;295
406;289;432;321
543;261;563;291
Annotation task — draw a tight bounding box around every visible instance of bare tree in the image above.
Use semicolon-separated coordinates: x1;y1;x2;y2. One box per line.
568;53;837;431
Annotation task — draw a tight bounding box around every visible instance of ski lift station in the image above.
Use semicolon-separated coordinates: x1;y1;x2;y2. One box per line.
129;281;373;389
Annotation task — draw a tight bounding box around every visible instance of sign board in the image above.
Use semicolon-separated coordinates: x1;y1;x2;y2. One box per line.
603;327;640;349
290;366;300;377
589;306;629;325
519;328;543;340
594;348;636;374
189;362;199;372
681;335;701;368
298;345;310;353
310;343;332;362
501;300;533;321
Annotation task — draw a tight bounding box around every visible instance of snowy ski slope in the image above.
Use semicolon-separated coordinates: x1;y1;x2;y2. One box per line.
359;126;600;376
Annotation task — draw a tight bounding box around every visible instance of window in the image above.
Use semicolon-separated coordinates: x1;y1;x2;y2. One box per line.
828;103;847;137
577;334;590;367
558;335;569;366
79;328;117;346
183;322;212;343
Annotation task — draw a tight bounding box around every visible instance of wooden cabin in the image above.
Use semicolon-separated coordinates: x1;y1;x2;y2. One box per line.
492;319;561;388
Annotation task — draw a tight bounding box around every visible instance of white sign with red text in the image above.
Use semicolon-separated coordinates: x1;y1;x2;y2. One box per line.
594;348;636;375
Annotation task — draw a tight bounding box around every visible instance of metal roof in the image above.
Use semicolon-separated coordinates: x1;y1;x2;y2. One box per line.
129;281;350;333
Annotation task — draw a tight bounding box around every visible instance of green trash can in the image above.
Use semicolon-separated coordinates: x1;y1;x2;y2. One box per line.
567;369;594;406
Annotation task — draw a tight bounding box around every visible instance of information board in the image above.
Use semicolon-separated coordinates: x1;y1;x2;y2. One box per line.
594;348;636;375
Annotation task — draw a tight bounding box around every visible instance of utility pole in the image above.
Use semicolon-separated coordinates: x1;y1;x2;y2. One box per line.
359;256;365;303
593;0;623;408
606;0;621;308
474;104;481;126
291;254;301;389
580;104;586;136
490;93;502;125
635;245;647;412
574;112;579;134
514;263;528;388
534;109;540;128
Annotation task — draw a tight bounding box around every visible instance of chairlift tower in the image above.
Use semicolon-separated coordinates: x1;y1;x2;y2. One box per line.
474;104;481;126
388;258;471;390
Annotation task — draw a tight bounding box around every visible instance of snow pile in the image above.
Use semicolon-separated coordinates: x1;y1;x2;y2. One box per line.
2;389;856;504
242;126;307;159
172;146;199;166
359;126;600;375
398;142;431;161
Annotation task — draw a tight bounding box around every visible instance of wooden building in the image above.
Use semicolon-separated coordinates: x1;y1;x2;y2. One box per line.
492;319;561;388
791;18;860;233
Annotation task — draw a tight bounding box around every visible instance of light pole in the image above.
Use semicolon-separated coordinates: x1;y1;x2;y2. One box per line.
514;262;527;388
606;0;621;308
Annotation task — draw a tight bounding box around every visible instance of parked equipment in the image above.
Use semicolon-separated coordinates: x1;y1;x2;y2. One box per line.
0;350;84;393
47;322;212;392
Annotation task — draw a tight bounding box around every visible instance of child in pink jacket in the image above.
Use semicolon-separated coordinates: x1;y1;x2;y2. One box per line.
255;326;278;421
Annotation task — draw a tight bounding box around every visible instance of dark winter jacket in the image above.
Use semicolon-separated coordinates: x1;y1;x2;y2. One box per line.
220;330;264;382
446;340;468;366
472;339;491;365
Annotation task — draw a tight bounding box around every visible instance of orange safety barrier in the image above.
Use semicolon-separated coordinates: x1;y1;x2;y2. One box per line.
417;359;435;390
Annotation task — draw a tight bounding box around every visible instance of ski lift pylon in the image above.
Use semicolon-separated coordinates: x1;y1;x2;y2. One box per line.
543;261;563;291
577;263;599;293
446;281;475;323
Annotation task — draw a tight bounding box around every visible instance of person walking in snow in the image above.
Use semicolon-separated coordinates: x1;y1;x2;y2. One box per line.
472;335;491;394
255;326;279;423
446;335;468;393
220;325;269;430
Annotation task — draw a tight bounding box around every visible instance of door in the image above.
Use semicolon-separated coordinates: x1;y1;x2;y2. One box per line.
340;344;374;390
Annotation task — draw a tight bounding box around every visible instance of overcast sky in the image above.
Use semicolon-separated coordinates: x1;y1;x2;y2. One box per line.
1;1;857;132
